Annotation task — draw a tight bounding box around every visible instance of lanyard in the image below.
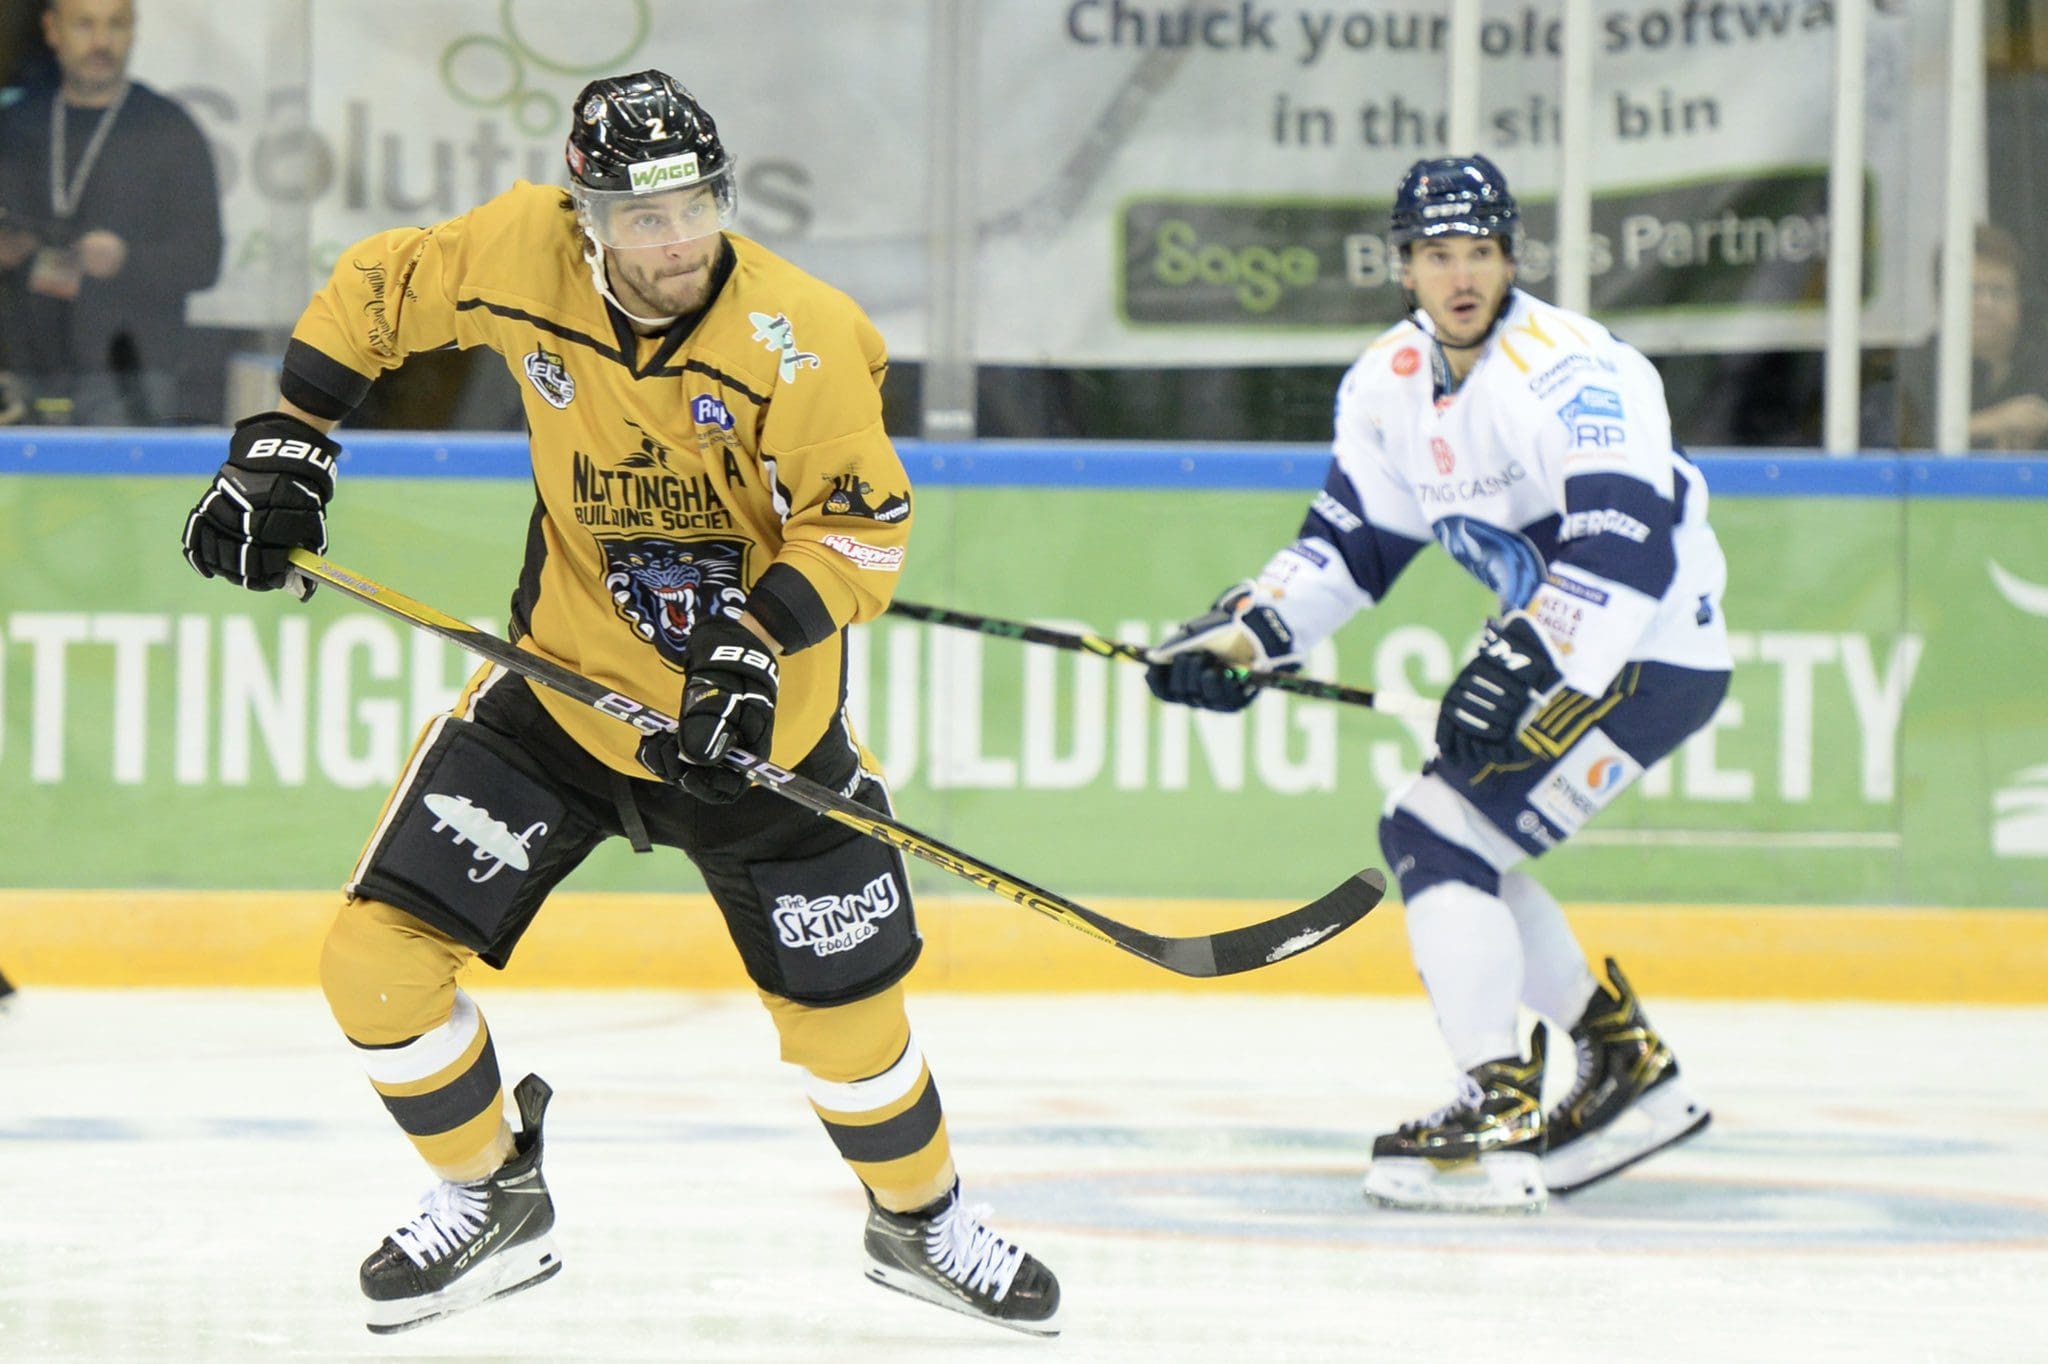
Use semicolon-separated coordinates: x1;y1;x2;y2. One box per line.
49;82;131;221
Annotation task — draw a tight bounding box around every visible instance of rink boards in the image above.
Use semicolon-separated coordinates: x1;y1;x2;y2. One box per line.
4;437;2046;997
4;889;2045;1001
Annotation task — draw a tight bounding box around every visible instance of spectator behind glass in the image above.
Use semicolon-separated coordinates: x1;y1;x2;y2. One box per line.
1864;224;2048;454
1965;226;2048;451
0;0;222;426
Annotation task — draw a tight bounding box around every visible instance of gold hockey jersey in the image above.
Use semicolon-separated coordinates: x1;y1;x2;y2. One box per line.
281;180;912;777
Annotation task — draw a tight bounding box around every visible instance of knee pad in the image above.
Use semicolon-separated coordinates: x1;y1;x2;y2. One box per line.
759;981;912;1082
1378;808;1502;901
319;896;470;1045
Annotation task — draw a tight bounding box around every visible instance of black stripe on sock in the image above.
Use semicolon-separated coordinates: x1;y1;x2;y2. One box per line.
378;1034;503;1137
819;1076;944;1165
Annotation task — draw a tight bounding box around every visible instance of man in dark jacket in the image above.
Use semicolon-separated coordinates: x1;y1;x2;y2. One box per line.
0;0;221;425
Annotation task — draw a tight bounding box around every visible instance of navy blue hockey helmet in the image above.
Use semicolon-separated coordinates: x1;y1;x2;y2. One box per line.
1389;155;1519;254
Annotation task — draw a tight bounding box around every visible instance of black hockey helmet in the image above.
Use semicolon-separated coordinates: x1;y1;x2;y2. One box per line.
1389;154;1518;255
565;70;736;248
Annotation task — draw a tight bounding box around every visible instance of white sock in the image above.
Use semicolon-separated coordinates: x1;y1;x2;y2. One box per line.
1404;882;1523;1071
1499;871;1600;1027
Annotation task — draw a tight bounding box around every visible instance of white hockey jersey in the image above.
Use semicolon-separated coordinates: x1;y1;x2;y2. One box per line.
1259;289;1731;696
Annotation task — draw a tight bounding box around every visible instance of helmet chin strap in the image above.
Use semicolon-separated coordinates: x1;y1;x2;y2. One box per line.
582;236;680;331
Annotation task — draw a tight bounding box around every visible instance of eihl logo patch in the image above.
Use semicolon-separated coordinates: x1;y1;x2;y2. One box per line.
523;345;576;409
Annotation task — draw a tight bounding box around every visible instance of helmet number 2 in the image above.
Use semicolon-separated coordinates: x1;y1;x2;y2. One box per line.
648;116;666;139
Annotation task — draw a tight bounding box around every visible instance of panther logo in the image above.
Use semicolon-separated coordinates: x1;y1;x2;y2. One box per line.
602;537;749;668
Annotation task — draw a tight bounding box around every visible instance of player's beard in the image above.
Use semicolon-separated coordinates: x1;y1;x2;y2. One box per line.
610;247;717;321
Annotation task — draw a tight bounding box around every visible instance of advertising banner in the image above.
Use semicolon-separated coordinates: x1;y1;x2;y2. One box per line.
124;0;1943;360
4;460;2045;910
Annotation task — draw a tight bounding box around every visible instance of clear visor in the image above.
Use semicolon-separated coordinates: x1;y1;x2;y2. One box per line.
573;169;737;250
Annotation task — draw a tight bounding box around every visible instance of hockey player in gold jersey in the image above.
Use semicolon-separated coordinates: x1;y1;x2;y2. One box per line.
180;71;1059;1337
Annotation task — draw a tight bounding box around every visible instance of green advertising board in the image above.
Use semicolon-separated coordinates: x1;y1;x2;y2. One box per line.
3;443;2045;910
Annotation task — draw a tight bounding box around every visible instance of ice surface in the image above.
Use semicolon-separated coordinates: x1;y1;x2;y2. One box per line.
1;989;2042;1362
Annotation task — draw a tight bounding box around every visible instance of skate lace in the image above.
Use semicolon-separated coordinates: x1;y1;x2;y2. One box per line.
1410;1073;1487;1129
389;1180;489;1268
926;1199;1026;1302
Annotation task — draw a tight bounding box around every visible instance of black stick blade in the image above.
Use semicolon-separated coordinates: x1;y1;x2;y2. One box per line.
1148;868;1386;978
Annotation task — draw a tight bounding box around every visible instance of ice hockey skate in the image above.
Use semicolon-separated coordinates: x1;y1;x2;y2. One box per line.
1543;957;1711;1195
359;1073;562;1334
863;1181;1061;1336
1363;1029;1548;1213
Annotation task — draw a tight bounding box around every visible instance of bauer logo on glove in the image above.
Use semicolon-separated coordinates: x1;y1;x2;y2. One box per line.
180;411;343;593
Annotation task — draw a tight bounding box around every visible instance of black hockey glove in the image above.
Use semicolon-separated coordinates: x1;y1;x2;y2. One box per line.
181;411;340;592
1436;614;1563;769
636;614;779;803
1145;583;1303;713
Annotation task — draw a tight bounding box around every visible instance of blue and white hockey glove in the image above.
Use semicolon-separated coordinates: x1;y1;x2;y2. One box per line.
1145;583;1305;713
1436;613;1564;769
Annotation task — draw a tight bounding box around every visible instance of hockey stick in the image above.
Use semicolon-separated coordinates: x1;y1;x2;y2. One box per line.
885;600;1441;724
286;549;1383;978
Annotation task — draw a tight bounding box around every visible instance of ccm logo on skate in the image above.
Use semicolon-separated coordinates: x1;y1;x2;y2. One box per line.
771;872;903;957
449;1224;502;1271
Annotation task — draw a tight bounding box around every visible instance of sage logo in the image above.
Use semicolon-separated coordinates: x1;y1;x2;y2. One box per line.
1122;199;1391;328
1149;218;1317;315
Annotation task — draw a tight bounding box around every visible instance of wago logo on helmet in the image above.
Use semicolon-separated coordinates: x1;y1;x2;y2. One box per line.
628;153;700;193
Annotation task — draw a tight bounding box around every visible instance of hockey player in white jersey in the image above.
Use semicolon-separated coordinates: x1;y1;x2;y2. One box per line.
1148;155;1728;1212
